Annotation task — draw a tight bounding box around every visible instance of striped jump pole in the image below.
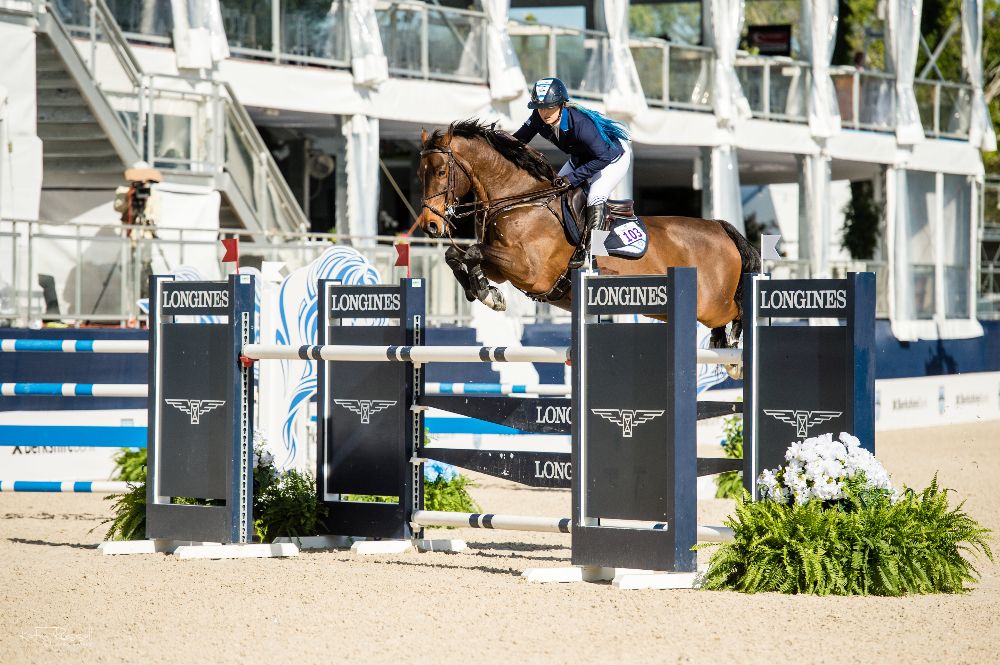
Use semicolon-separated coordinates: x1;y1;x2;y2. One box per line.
244;343;570;364
0;480;129;492
0;339;148;353
426;382;571;396
243;344;741;366
411;510;734;543
0;383;148;397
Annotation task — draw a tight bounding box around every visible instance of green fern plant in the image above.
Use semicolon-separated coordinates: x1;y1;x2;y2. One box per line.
102;482;147;541
343;474;480;514
112;448;147;482
253;469;327;543
424;474;480;513
700;476;993;596
715;415;744;499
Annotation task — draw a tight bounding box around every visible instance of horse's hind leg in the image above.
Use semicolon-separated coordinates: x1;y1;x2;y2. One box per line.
709;326;728;349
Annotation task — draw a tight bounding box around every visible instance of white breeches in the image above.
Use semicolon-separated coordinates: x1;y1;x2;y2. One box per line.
558;139;632;205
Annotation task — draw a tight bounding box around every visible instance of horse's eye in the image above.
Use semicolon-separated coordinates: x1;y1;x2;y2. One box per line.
437;169;446;177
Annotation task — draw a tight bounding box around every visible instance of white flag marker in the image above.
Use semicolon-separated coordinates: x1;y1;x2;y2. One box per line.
590;230;610;256
761;234;781;261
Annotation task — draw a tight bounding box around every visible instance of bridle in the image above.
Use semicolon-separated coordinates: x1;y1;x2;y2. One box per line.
419;144;567;243
418;146;477;237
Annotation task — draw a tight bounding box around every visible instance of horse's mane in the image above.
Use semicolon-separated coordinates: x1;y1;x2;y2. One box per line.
424;119;555;182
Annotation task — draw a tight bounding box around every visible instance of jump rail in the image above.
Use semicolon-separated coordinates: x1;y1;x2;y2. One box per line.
411;510;734;543
426;382;571;395
0;383;147;397
243;344;742;366
0;480;129;492
0;340;148;353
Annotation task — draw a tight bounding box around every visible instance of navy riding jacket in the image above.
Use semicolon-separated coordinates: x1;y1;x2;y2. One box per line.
512;106;625;188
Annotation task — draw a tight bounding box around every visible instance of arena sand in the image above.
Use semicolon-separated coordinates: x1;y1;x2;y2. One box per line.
1;421;998;665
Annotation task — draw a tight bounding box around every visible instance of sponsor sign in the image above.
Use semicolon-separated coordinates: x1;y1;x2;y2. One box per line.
584;276;670;316
590;409;665;438
875;372;1000;431
327;286;402;317
333;399;397;425
164;399;226;425
756;279;847;318
755;326;848;471
160;282;230;316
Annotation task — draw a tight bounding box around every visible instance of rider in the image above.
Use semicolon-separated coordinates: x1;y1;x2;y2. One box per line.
513;77;632;236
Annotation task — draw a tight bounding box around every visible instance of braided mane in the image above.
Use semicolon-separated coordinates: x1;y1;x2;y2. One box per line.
424;119;555;182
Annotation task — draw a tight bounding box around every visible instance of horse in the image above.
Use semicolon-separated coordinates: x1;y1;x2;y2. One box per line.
415;119;760;348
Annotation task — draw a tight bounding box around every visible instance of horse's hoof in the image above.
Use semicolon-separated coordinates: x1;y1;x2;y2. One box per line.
725;363;743;381
483;287;506;312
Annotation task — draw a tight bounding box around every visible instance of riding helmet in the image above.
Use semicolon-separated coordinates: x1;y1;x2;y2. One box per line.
528;77;569;109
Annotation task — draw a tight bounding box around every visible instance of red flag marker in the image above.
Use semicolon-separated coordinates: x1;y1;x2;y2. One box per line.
394;242;411;278
221;238;239;274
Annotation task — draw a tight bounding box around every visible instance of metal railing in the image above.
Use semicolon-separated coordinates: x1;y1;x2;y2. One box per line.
0;220;482;326
221;0;350;67
735;54;810;123
46;0;307;233
763;257;889;317
629;38;713;111
508;20;607;100
831;66;974;139
830;67;896;132
376;0;488;83
915;79;973;139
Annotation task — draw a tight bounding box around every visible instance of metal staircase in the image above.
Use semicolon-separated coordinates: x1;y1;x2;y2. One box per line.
1;0;307;233
34;22;140;186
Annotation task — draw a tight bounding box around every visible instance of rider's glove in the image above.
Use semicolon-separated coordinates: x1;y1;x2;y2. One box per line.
553;176;571;189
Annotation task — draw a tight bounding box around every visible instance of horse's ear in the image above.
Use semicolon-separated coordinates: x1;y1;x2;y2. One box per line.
441;127;453;147
420;128;428;145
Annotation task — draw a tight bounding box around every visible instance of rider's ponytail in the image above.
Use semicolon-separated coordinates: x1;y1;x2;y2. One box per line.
566;103;631;146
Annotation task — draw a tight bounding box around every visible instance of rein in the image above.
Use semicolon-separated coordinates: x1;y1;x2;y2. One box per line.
419;146;565;243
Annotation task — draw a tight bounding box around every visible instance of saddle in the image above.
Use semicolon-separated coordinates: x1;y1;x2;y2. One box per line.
560;188;637;246
527;187;649;306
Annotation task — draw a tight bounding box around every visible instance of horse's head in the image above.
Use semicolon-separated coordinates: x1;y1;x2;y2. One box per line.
416;128;473;238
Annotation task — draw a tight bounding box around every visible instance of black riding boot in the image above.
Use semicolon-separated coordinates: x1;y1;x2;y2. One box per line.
585;202;607;234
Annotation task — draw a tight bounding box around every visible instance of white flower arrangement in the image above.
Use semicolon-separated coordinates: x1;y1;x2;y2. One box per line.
252;432;278;480
757;432;897;505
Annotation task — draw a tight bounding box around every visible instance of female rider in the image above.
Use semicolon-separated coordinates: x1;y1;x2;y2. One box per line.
513;77;632;235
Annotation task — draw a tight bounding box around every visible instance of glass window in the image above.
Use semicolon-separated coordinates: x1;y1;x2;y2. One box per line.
942;174;972;319
281;0;348;61
903;171;936;320
107;0;172;38
220;0;272;53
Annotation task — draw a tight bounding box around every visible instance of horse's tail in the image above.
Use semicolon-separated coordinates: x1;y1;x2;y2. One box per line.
715;219;761;326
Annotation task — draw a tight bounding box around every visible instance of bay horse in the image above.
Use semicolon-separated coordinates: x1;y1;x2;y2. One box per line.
416;120;760;347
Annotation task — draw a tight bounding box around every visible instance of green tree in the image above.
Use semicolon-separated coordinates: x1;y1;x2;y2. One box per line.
842;180;881;260
628;2;701;43
983;1;1000;174
833;0;884;69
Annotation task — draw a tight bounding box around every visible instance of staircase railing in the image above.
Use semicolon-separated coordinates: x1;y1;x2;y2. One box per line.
40;0;307;232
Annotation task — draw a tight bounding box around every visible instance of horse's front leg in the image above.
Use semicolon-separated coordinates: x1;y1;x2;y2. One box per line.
445;245;477;302
464;244;506;311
